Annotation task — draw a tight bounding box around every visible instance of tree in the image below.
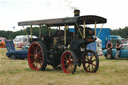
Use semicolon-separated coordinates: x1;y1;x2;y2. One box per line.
0;26;57;39
111;27;128;38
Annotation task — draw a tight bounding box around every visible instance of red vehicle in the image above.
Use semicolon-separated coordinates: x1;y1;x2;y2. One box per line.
0;37;7;48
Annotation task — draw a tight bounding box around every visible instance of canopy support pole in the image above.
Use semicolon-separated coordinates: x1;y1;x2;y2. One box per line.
59;26;60;31
39;25;42;38
48;27;51;37
83;21;86;39
97;24;104;38
22;26;30;41
64;24;67;45
30;25;32;40
22;26;28;35
95;22;97;38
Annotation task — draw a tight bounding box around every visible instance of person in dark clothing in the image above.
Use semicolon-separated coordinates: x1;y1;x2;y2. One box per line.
106;40;113;58
115;41;121;59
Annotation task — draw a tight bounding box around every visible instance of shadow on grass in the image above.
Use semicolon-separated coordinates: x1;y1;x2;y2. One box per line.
45;68;62;73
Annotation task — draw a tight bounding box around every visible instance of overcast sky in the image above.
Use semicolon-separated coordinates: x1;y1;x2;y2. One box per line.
0;0;128;31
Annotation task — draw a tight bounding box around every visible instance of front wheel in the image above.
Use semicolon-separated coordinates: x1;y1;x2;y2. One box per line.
61;50;77;74
83;50;99;72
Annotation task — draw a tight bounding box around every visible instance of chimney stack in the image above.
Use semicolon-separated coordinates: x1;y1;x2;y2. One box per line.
74;9;80;16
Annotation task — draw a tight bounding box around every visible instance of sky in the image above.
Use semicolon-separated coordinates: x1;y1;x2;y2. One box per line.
0;0;128;31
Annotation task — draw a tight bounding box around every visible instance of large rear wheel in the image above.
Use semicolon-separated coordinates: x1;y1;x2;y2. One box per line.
28;41;47;71
83;50;99;72
61;50;77;74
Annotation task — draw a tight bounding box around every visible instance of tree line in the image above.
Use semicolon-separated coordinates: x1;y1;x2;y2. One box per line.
0;26;128;39
0;26;57;39
111;27;128;38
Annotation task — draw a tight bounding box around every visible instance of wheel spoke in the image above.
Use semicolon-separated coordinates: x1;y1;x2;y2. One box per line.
83;57;88;63
33;46;38;56
68;55;72;60
92;59;96;62
31;58;35;63
63;63;68;66
92;63;96;66
29;54;34;57
35;61;40;69
66;65;70;71
31;60;36;66
35;61;37;67
68;60;72;65
89;55;93;61
85;59;88;63
91;64;94;70
37;59;42;67
31;46;36;53
64;55;68;60
89;64;90;71
86;64;90;69
38;56;42;59
37;50;42;57
86;55;90;61
35;47;37;53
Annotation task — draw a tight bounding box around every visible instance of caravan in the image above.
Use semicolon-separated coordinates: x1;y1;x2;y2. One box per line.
13;35;37;48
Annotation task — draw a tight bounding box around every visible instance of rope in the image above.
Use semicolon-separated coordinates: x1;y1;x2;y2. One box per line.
97;24;104;38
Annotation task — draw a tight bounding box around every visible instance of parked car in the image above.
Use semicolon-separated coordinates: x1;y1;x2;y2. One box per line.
103;44;128;59
5;40;28;59
13;35;37;48
0;37;7;48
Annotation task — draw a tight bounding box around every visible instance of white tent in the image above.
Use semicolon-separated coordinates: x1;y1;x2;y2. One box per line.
87;37;103;56
96;38;103;56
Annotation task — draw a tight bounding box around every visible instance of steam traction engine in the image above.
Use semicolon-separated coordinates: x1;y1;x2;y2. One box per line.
18;10;107;74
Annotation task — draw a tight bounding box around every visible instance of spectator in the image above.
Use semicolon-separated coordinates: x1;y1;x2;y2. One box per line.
115;41;121;59
106;40;113;58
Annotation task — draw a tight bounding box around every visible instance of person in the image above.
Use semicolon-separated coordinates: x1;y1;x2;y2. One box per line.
106;40;113;58
115;41;121;59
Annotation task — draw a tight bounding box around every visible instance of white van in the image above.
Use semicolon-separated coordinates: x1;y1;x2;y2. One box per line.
13;35;37;48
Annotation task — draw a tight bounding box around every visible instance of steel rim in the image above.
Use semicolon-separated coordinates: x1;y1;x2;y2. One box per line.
83;51;97;72
28;42;44;71
61;51;75;73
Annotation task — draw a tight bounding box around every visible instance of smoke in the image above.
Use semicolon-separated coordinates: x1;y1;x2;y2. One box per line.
64;0;78;10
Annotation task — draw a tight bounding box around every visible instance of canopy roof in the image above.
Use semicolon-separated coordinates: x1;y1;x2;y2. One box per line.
18;15;107;26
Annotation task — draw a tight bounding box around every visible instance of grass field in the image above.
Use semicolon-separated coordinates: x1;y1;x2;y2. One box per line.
0;48;128;85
